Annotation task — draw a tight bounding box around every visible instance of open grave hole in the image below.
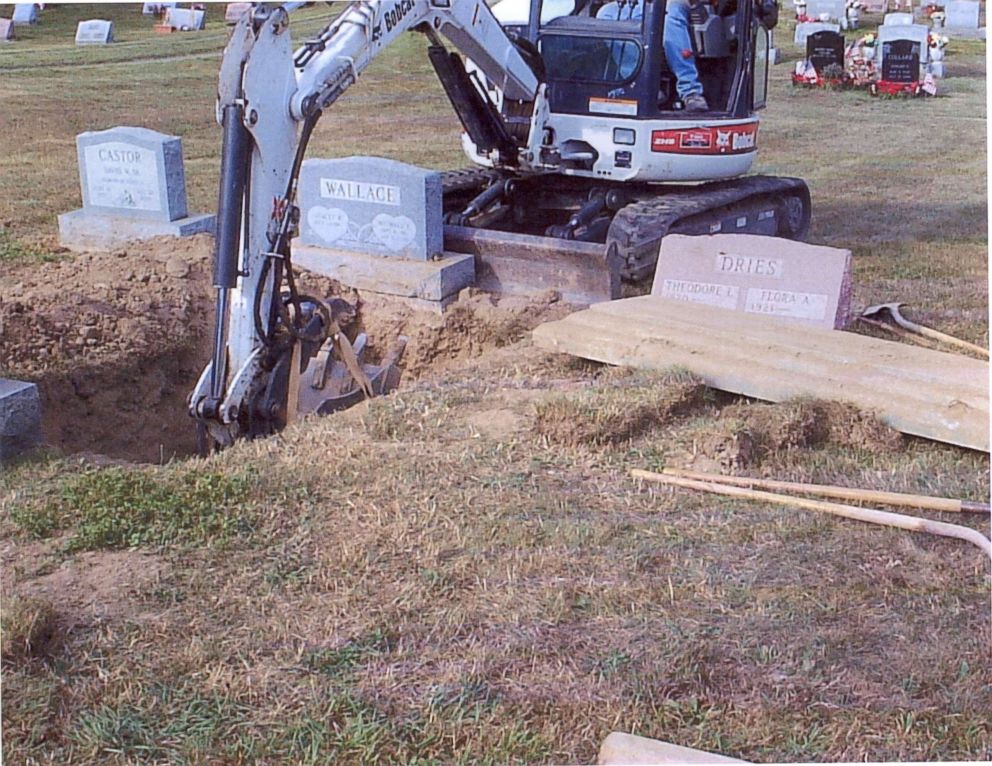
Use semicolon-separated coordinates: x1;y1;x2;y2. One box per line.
1;235;573;463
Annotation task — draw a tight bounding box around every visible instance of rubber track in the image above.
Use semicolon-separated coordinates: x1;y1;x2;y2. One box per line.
607;175;811;279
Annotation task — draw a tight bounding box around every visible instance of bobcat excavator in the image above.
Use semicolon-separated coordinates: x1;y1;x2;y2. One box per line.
189;0;812;449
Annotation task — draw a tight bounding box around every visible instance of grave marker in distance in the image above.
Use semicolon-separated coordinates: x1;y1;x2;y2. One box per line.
11;4;37;25
75;19;114;45
164;6;206;30
0;18;14;41
651;234;853;329
58;126;214;252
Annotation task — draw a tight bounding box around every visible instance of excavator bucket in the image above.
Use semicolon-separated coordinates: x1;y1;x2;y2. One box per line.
297;333;408;417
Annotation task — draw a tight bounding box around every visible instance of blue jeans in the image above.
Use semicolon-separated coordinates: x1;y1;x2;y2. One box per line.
664;0;705;98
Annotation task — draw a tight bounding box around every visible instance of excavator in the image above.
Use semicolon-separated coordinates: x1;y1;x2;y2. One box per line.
189;0;812;449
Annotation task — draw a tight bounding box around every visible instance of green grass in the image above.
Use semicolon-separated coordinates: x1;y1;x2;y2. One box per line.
9;466;255;551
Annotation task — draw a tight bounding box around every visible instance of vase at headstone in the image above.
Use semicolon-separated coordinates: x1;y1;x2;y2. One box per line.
58;126;214;252
75;19;114;45
11;4;37;25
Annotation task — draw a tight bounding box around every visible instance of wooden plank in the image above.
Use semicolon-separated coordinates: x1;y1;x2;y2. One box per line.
444;225;621;305
532;296;989;452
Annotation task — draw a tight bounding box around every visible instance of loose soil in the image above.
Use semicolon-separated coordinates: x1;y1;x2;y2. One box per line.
0;235;572;462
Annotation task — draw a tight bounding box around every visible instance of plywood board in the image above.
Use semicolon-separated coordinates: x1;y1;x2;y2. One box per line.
532;296;989;452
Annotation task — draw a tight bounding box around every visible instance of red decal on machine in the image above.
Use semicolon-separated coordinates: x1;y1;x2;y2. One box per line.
651;123;759;155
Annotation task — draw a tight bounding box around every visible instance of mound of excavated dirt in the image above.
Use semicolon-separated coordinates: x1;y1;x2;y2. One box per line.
1;236;573;462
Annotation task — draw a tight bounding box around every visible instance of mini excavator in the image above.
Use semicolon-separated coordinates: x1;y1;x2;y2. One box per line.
189;0;812;449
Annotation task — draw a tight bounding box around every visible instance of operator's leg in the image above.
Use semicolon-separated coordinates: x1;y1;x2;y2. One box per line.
664;1;709;110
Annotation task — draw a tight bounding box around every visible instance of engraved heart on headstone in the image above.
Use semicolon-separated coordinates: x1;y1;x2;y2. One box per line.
308;206;349;244
371;213;416;252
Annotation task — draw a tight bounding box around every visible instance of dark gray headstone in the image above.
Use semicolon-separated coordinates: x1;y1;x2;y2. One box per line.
164;7;205;30
806;30;845;74
0;18;14;40
0;379;41;463
881;38;922;82
143;2;177;14
12;4;37;25
75;19;114;45
298;157;443;261
76;126;187;221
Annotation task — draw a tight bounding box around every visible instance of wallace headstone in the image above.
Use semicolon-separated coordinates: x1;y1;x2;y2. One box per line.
75;19;114;45
11;4;37;25
0;18;14;41
651;234;853;329
293;157;473;306
58;126;214;251
806;30;845;73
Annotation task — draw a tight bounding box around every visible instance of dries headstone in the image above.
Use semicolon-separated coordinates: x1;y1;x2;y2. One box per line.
651;234;853;329
794;20;841;46
0;18;14;41
75;19;114;45
0;379;41;464
293;157;473;305
12;4;37;25
164;6;206;30
58;126;214;252
806;30;845;74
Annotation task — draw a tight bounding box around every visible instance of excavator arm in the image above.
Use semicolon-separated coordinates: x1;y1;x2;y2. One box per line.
188;1;545;448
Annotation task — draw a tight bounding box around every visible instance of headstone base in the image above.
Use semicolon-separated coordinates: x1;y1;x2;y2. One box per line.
928;60;946;76
770;46;782;63
57;209;214;252
1;379;42;463
292;242;475;307
944;25;986;38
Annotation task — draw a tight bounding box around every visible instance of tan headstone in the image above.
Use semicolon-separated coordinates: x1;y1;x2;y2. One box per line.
651;234;853;329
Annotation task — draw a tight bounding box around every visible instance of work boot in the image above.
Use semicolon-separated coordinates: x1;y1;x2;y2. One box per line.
683;93;709;112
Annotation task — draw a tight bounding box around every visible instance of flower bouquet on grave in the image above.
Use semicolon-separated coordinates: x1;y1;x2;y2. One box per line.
928;33;949;60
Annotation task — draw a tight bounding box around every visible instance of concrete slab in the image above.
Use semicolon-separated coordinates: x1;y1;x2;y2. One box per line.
292;242;475;303
57;209;214;252
1;379;41;463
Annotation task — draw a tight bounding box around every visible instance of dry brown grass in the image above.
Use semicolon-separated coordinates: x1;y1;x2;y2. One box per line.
1;594;61;665
533;368;707;447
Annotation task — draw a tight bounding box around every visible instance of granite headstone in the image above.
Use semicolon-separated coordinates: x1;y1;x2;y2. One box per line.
794;20;841;45
878;24;929;75
0;379;41;464
12;3;37;25
806;30;846;73
0;18;14;41
945;0;980;27
75;19;114;45
164;6;206;30
652;234;853;329
298;157;443;261
883;11;914;24
880;37;922;81
806;0;845;20
58;126;214;251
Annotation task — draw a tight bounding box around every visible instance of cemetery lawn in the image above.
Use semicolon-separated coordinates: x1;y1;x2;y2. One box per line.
0;4;988;765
